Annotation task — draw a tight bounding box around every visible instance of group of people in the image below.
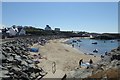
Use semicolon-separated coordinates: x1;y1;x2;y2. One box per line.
79;59;93;69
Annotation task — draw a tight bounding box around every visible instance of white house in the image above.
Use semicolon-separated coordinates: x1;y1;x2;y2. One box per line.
54;28;60;31
18;28;26;35
6;26;26;36
45;25;52;30
6;28;17;36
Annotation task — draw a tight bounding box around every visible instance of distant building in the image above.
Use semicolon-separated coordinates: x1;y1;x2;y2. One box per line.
6;25;26;37
54;28;60;31
18;28;26;35
45;25;52;30
6;28;17;36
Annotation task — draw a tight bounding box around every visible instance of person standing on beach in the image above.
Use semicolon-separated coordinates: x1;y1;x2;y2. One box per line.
79;59;83;68
89;59;93;64
72;44;74;48
89;59;93;69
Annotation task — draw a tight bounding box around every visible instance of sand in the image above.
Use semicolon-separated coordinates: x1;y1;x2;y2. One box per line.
29;38;101;78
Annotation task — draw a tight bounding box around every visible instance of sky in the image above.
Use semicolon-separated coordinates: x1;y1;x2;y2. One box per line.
2;2;118;33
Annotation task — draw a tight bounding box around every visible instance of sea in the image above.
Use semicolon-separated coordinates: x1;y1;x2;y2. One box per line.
66;38;120;56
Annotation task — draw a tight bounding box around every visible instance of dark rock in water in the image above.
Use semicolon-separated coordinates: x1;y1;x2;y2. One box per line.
117;46;120;51
111;55;120;61
72;40;77;43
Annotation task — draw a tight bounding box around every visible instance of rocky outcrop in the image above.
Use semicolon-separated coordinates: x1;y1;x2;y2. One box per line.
87;46;120;79
1;38;47;80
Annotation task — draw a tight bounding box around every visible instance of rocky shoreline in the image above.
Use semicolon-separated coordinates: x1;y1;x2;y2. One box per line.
0;37;52;80
67;46;120;79
0;37;120;80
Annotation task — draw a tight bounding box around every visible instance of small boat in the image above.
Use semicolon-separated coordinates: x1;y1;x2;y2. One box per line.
72;40;77;43
92;42;97;44
77;39;82;42
111;40;115;43
93;49;98;53
117;39;120;42
104;41;106;43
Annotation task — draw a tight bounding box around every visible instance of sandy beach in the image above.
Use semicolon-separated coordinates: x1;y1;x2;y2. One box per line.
29;38;101;78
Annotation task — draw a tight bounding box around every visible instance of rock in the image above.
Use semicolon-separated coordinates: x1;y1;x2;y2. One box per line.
15;55;22;61
1;37;47;79
111;55;120;61
26;60;33;64
7;56;14;62
6;65;12;70
21;55;28;60
30;73;36;78
12;66;21;71
2;50;7;58
9;45;16;51
117;46;120;51
21;60;28;67
35;75;42;80
1;53;6;60
28;64;36;69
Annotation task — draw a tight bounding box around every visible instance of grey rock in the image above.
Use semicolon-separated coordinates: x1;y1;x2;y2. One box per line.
1;53;6;60
5;47;13;53
26;60;33;64
31;73;36;78
7;56;14;62
21;60;28;67
15;55;22;61
21;55;28;60
12;66;21;71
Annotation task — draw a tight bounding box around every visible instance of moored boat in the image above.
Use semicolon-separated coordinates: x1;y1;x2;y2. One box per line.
93;49;98;53
92;42;97;44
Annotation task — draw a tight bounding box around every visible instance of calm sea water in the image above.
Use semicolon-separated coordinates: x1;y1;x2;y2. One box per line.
68;38;120;55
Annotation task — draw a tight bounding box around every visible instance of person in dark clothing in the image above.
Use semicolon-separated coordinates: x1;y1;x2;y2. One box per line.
72;44;74;48
79;59;83;68
89;59;93;64
88;59;93;69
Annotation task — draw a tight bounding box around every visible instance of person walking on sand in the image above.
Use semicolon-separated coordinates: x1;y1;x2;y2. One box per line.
79;59;83;68
89;59;93;64
89;59;93;69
